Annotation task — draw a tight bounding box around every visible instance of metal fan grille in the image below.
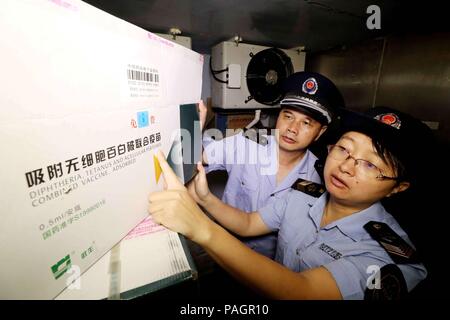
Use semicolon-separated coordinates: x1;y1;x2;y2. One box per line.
246;48;294;105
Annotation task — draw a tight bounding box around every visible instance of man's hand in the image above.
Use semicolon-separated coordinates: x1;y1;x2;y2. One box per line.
187;162;211;206
148;150;212;244
198;99;208;131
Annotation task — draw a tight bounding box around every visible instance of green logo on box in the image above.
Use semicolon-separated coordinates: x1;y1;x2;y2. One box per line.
51;255;72;280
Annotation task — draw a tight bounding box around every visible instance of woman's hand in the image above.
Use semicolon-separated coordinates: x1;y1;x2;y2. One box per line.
148;150;212;245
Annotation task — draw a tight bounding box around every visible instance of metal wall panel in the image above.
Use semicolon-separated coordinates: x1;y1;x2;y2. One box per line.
376;33;450;144
306;39;384;112
307;32;450;146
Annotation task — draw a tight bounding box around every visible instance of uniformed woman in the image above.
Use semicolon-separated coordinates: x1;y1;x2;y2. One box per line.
148;106;431;299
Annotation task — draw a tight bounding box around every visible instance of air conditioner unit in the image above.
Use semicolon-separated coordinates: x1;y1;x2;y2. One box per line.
211;41;305;109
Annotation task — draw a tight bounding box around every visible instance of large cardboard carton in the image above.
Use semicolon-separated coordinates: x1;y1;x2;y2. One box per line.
0;0;202;299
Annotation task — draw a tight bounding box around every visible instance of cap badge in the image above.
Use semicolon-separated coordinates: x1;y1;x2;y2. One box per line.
374;113;402;129
302;77;318;95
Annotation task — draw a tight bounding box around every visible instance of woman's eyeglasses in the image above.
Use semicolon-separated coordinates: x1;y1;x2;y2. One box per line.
327;145;398;181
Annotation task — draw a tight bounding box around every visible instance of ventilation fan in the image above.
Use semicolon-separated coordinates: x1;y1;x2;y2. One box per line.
211;41;305;109
246;48;294;105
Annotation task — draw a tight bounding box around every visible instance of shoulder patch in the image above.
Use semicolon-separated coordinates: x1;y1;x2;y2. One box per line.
364;221;420;264
364;264;408;300
291;178;326;198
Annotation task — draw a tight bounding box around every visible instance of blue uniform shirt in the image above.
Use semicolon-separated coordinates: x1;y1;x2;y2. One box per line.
203;132;321;258
259;190;427;299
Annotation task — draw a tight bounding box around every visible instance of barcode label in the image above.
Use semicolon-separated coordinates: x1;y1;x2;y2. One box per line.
127;69;159;83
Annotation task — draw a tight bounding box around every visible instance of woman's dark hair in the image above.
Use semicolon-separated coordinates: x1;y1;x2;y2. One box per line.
370;136;408;183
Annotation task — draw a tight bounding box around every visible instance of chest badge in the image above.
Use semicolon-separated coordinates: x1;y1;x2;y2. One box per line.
319;243;342;260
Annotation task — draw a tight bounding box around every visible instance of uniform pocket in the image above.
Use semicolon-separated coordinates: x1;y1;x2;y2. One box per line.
236;178;258;212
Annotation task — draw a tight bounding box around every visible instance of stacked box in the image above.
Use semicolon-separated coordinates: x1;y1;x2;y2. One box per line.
0;0;202;299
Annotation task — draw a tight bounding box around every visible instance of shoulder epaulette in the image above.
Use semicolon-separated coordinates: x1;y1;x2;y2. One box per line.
313;159;325;182
291;178;326;198
364;221;420;264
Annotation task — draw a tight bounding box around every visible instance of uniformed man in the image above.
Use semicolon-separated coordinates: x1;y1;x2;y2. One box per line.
199;71;345;258
149;106;431;299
